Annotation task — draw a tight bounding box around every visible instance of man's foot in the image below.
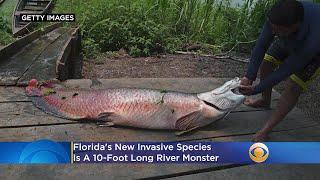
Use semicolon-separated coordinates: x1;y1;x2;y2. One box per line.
244;98;270;109
252;131;269;142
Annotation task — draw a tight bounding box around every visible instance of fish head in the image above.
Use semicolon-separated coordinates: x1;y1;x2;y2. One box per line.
197;77;245;112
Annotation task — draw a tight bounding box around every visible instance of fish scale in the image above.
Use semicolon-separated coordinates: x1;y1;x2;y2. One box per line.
25;78;245;131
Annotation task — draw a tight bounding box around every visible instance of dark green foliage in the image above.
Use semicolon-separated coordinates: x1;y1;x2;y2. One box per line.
0;16;14;44
0;0;18;45
12;0;280;57
0;0;284;55
0;16;10;33
1;0;317;56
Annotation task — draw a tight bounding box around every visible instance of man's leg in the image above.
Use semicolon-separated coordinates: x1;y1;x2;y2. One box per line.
252;78;302;141
244;60;277;108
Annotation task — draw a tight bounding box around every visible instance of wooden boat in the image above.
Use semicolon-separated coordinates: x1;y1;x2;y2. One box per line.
12;0;53;37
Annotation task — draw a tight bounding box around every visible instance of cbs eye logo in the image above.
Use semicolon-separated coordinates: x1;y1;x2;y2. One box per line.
249;143;269;163
19;139;70;164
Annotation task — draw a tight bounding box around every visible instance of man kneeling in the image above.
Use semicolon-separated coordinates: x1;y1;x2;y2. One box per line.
239;0;320;141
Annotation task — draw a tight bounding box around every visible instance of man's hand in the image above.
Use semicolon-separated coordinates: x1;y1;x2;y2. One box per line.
240;77;253;86
239;85;255;95
239;77;254;95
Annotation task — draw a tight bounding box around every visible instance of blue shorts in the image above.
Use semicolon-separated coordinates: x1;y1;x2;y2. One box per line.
264;38;320;90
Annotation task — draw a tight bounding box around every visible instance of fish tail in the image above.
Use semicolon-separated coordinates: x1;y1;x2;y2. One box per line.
26;79;70;119
26;79;42;97
30;96;69;119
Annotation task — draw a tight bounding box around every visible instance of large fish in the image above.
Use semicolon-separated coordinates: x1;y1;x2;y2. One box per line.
26;78;245;131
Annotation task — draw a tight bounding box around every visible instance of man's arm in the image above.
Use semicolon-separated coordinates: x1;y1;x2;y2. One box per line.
246;22;274;81
252;29;320;95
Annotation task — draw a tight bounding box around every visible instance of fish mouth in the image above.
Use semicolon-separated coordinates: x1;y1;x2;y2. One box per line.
231;87;241;95
202;100;223;111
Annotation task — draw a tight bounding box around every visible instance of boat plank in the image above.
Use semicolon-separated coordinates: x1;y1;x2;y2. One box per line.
0;27;68;85
17;28;76;85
